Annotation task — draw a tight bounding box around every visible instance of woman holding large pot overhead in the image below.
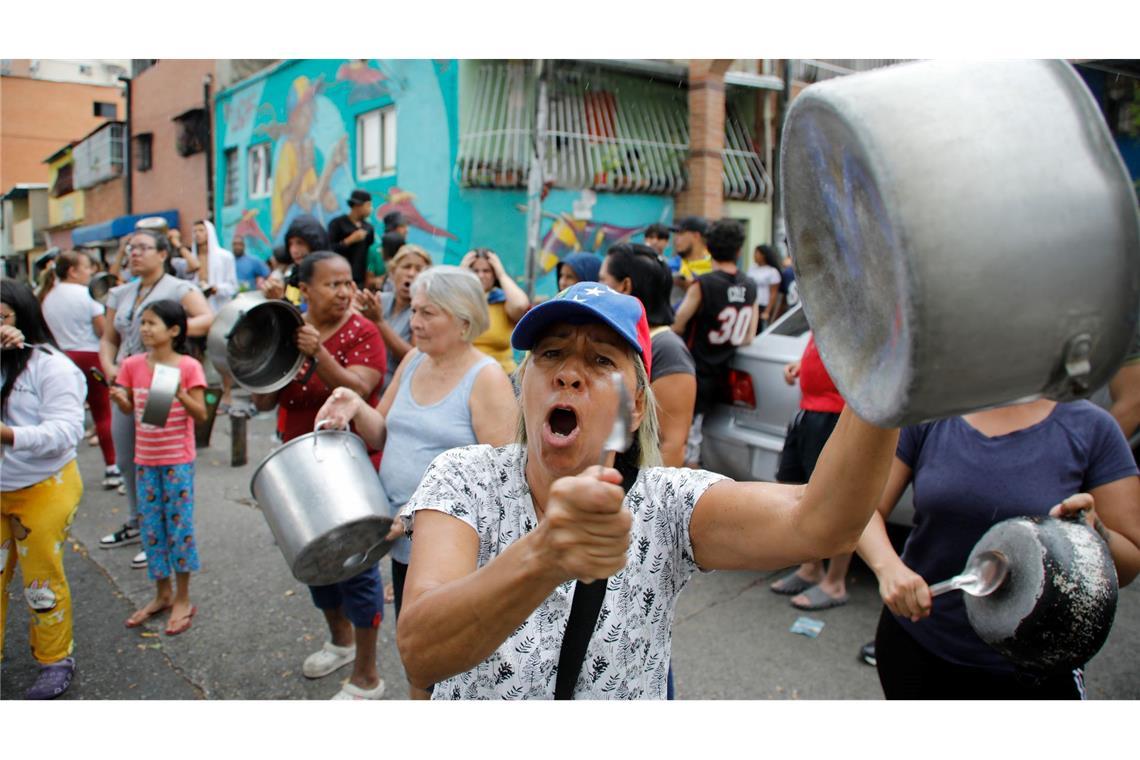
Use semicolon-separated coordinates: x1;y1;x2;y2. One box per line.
855;398;1140;699
97;229;212;570
376;282;897;699
316;265;519;699
250;251;388;700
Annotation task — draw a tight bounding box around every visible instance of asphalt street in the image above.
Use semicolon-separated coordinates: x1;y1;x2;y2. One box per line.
3;404;1138;700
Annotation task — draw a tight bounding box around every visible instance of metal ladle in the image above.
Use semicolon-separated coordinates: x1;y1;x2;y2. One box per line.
929;550;1010;598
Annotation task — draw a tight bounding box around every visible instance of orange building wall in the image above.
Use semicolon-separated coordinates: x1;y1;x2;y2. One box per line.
130;60;216;234
0;76;125;191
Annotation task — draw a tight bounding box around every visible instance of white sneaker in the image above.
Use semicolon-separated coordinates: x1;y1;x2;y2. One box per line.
303;642;356;679
102;465;123;490
332;679;385;700
131;551;147;569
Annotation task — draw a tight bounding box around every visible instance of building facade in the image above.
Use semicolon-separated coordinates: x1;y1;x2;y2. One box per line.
0;73;126;191
213;59;779;298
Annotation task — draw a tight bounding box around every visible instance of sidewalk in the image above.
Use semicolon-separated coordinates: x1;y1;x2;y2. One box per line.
2;405;407;700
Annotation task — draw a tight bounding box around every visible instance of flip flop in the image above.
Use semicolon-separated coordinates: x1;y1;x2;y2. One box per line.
791;584;849;611
164;605;198;637
125;604;172;629
770;570;816;596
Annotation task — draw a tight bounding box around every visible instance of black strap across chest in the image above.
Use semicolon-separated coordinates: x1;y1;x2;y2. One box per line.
553;461;639;700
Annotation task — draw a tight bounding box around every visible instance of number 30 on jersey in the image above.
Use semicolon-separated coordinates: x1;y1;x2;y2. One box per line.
707;306;752;345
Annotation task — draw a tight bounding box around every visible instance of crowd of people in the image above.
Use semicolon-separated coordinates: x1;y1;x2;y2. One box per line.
2;186;1138;702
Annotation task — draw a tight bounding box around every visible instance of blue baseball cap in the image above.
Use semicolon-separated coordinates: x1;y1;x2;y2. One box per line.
512;282;652;377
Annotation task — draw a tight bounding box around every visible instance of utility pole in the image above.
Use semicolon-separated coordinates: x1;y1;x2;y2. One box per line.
771;59;794;258
523;61;548;300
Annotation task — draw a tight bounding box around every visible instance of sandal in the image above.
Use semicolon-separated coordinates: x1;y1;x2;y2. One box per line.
25;657;75;700
770;570;817;596
791;584;849;611
164;605;198;636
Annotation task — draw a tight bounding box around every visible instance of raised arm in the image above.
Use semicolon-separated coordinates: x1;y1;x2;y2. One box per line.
671;282;701;336
689;407;899;571
487;251;530;323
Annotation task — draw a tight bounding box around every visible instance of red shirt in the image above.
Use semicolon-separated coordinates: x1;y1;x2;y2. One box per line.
277;313;387;466
799;335;844;414
118;354;207;465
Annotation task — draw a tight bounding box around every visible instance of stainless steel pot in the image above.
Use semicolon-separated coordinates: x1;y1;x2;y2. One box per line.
962;514;1118;673
88;273;117;305
250;421;394;586
781;59;1140;427
140;363;181;427
207;293;306;393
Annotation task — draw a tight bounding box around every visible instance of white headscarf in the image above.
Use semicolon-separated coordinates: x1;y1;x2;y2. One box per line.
191;219;239;311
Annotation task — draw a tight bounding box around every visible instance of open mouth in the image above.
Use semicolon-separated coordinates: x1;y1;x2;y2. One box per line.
547;406;579;438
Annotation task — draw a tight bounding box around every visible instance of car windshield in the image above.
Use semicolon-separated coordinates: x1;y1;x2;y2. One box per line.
766;304;809;337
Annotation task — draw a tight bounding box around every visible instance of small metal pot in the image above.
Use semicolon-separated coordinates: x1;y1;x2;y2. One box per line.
140;363;181;427
250;421;394;586
964;514;1118;673
207;294;306;394
88;273;117;305
781;59;1140;426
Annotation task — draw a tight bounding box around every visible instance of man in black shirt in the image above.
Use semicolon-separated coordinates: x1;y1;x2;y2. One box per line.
328;189;376;287
672;218;758;466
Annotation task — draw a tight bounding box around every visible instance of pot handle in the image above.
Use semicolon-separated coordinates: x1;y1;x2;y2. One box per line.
312;418;349;463
223;310;247;341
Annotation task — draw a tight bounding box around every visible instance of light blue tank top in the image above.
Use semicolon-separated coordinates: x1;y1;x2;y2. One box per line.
380;351;496;564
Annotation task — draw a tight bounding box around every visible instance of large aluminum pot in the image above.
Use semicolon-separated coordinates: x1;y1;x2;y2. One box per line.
781;59;1140;427
250;421;394;586
207;293;305;393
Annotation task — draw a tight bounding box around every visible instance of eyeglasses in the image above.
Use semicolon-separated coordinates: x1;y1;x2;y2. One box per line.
127;243;157;254
0;310;16;323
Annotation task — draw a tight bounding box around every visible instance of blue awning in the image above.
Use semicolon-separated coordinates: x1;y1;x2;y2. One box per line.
71;210;180;245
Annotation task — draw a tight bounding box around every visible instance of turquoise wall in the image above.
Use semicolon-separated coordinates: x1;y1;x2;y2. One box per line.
214;59;677;299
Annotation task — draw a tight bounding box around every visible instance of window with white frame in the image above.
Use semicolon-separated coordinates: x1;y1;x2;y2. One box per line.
356;106;397;179
223;147;239;207
248;143;272;199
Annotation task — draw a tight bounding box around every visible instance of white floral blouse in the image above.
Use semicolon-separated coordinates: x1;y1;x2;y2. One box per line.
402;443;727;699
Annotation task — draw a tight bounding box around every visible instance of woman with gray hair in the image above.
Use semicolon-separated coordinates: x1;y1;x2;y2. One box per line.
316;265;519;698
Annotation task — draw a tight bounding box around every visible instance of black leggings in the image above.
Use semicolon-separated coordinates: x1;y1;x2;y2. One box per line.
874;607;1085;700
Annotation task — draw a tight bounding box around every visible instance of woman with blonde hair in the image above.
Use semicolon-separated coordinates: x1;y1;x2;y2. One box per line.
318;265;519;698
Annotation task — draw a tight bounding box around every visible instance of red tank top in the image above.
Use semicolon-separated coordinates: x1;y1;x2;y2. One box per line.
799;335;844;414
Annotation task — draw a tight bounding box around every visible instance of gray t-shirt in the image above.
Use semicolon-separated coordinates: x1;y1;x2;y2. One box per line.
379;292;413;391
106;274;196;362
650;329;695;382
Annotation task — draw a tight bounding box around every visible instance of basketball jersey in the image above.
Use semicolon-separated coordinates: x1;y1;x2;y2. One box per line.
684;269;758;373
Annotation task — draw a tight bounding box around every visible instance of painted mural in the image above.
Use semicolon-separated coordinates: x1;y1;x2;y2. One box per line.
215;59;461;262
214;59;676;299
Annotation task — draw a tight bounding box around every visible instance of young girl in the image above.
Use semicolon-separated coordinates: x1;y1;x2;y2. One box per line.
108;299;207;636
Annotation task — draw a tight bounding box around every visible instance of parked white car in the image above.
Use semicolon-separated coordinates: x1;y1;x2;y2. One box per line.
699;305;916;526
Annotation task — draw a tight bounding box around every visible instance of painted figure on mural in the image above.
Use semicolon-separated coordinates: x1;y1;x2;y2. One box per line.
259;75;351;240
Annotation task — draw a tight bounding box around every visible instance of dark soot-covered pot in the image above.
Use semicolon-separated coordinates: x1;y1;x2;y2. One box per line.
965;515;1118;673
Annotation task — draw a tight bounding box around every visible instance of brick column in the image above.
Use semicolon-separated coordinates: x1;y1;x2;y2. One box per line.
675;59;734;220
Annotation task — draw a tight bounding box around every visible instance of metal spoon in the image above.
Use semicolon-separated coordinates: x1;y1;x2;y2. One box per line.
930;550;1010;598
598;372;633;467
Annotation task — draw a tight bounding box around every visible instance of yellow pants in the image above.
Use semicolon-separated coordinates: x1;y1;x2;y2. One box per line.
1;459;82;664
